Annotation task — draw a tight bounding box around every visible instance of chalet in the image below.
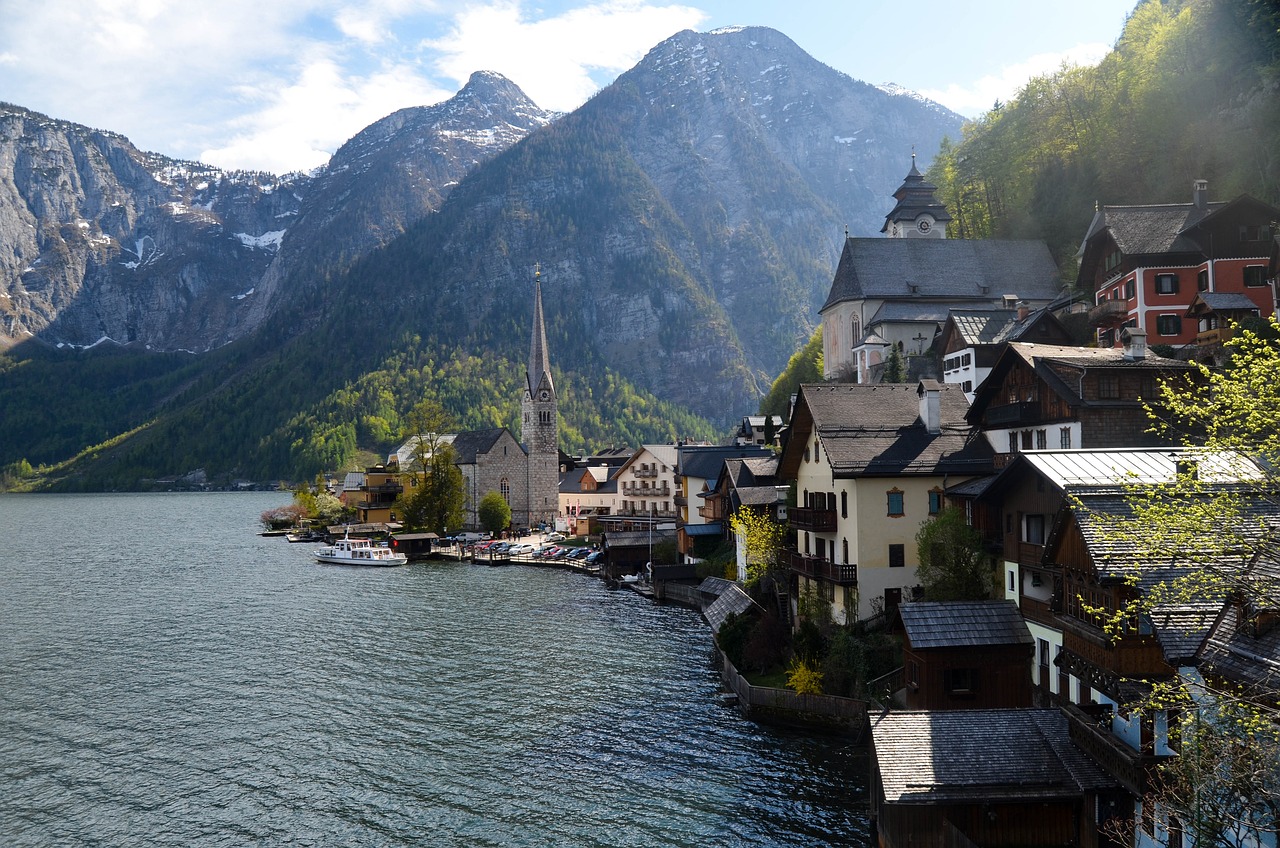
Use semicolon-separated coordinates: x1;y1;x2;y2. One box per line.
611;444;678;524
778;381;994;624
870;709;1122;847
674;444;773;564
820;158;1063;383
704;455;784;582
732;415;784;447
965;335;1196;458
1184;291;1260;362
896;601;1035;711
1077;180;1279;349
936;305;1074;400
559;461;619;535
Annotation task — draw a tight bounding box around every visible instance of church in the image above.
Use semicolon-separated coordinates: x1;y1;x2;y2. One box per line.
819;156;1064;383
387;268;561;530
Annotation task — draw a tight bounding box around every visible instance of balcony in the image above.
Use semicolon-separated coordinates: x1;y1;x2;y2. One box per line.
626;485;670;498
790;551;857;585
1195;325;1235;346
633;467;658;478
985;401;1040;427
1088;299;1130;326
1062;703;1167;796
789;506;836;532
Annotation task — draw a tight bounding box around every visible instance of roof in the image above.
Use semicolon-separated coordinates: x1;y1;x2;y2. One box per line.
678;444;774;482
450;428;519;464
602;530;677;549
1018;448;1265;489
866;302;953;325
871;709;1116;804
943;307;1066;348
1080;203;1223;257
703;583;764;634
1150;602;1221;666
898;601;1032;649
682;523;723;536
820;237;1061;313
1189;291;1262;314
780;383;993;478
1197;553;1280;698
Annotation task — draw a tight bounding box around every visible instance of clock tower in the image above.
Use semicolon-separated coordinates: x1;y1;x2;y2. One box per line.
881;152;952;239
521;266;559;527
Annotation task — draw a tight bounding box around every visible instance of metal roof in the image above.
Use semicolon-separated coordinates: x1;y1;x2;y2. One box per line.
1019;448;1265;488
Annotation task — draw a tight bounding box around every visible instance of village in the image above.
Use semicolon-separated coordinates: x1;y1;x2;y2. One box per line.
301;163;1280;848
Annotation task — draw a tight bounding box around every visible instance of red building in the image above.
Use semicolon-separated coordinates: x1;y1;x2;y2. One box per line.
1077;180;1278;349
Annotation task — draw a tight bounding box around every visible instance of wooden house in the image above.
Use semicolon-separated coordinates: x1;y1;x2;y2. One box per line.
896;601;1034;710
870;709;1124;847
937;305;1074;400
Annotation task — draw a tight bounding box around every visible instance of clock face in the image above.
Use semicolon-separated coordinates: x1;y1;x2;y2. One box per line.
539;390;549;401
917;219;931;233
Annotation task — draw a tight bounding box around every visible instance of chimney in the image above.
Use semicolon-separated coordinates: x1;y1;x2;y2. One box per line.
1193;179;1209;211
1121;327;1147;361
917;380;942;434
1017;300;1030;321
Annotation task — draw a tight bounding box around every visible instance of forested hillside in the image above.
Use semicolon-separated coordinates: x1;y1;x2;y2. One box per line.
928;0;1280;268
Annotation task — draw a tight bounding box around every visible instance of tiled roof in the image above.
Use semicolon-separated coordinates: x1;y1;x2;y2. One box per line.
450;428;514;464
821;238;1062;313
679;444;773;481
704;583;764;633
866;302;954;325
1193;292;1261;312
1150;602;1221;665
899;601;1032;649
872;709;1116;803
796;384;994;477
1197;555;1280;698
1083;203;1223;256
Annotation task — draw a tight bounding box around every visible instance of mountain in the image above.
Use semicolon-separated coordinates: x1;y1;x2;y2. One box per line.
0;26;965;488
0;70;553;351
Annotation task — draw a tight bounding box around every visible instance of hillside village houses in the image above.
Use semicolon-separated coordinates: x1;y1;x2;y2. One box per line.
333;163;1280;847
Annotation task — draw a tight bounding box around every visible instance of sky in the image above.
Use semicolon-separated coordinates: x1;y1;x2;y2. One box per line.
0;0;1137;175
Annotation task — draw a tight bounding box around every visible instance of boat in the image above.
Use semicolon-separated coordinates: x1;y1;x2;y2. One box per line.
313;533;407;566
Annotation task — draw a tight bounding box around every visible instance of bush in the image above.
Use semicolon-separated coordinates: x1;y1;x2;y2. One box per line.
787;657;824;695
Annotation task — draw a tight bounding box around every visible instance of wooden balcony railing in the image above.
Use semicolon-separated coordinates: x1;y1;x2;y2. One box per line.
1062;703;1167;797
790;551;857;585
1089;299;1129;326
789;506;836;532
986;401;1040;427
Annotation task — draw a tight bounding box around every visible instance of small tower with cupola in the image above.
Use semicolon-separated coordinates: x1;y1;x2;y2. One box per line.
521;265;560;527
882;151;952;239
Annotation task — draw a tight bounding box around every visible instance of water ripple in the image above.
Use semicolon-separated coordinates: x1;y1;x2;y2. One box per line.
1;493;868;846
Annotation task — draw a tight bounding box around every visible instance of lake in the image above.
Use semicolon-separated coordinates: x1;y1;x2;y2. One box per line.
0;492;869;846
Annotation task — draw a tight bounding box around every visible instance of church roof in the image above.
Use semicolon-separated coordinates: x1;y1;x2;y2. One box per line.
527;269;554;398
450;428;523;464
820;238;1062;313
880;157;953;232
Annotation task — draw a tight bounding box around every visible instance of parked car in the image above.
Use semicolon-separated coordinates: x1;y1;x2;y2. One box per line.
509;543;535;555
585;550;603;563
545;532;565;542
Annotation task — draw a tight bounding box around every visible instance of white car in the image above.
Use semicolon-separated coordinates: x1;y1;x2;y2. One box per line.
509;543;536;555
544;532;565;542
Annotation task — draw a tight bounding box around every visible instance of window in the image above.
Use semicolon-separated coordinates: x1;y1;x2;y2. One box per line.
1124;280;1135;300
887;489;904;517
1098;375;1120;399
840;491;848;519
1244;265;1267;287
1024;514;1046;545
1197;269;1209;292
500;478;511;503
944;668;977;694
1021;430;1033;450
1008;432;1018;454
928;489;942;515
842;538;848;563
1036;429;1047;450
1060;427;1072;449
962;380;972;393
1155;273;1179;295
1008;570;1016;591
1157;314;1182;337
962;353;971;366
888;543;905;568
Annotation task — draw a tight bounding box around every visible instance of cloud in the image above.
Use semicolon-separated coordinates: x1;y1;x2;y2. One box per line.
425;0;707;112
200;57;454;173
917;42;1111;117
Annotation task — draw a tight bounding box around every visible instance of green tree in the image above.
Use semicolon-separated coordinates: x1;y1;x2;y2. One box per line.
915;507;994;601
760;327;822;416
1088;317;1280;844
881;343;907;383
478;491;512;535
396;399;465;533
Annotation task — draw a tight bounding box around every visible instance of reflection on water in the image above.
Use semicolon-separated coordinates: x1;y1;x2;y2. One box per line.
0;493;868;846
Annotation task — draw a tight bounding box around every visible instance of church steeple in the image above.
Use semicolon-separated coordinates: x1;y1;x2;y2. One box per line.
527;264;555;400
521;264;559;528
881;151;952;239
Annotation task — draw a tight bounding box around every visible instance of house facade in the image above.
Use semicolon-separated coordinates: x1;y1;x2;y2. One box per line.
937;305;1075;400
1078;181;1279;349
613;444;678;522
778;381;994;624
819;159;1063;383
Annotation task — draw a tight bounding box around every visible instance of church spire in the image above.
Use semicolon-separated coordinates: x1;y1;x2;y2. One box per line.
527;264;554;398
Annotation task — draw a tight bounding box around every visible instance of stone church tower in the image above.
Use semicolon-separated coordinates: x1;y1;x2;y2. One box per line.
520;267;560;527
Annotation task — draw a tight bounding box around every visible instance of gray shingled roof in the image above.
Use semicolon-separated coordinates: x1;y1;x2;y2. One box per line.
866;302;954;325
1197;554;1280;699
872;709;1116;803
899;600;1032;649
704;583;764;634
1193;292;1262;312
795;384;994;477
1082;203;1222;256
821;238;1061;313
679;445;774;482
450;428;518;464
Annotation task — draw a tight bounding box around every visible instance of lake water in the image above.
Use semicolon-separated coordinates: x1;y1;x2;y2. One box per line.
0;492;869;846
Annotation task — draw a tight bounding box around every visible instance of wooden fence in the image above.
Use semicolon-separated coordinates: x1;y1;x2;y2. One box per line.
716;651;867;735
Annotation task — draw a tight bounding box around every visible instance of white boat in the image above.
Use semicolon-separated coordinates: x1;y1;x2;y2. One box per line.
313;533;407;566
